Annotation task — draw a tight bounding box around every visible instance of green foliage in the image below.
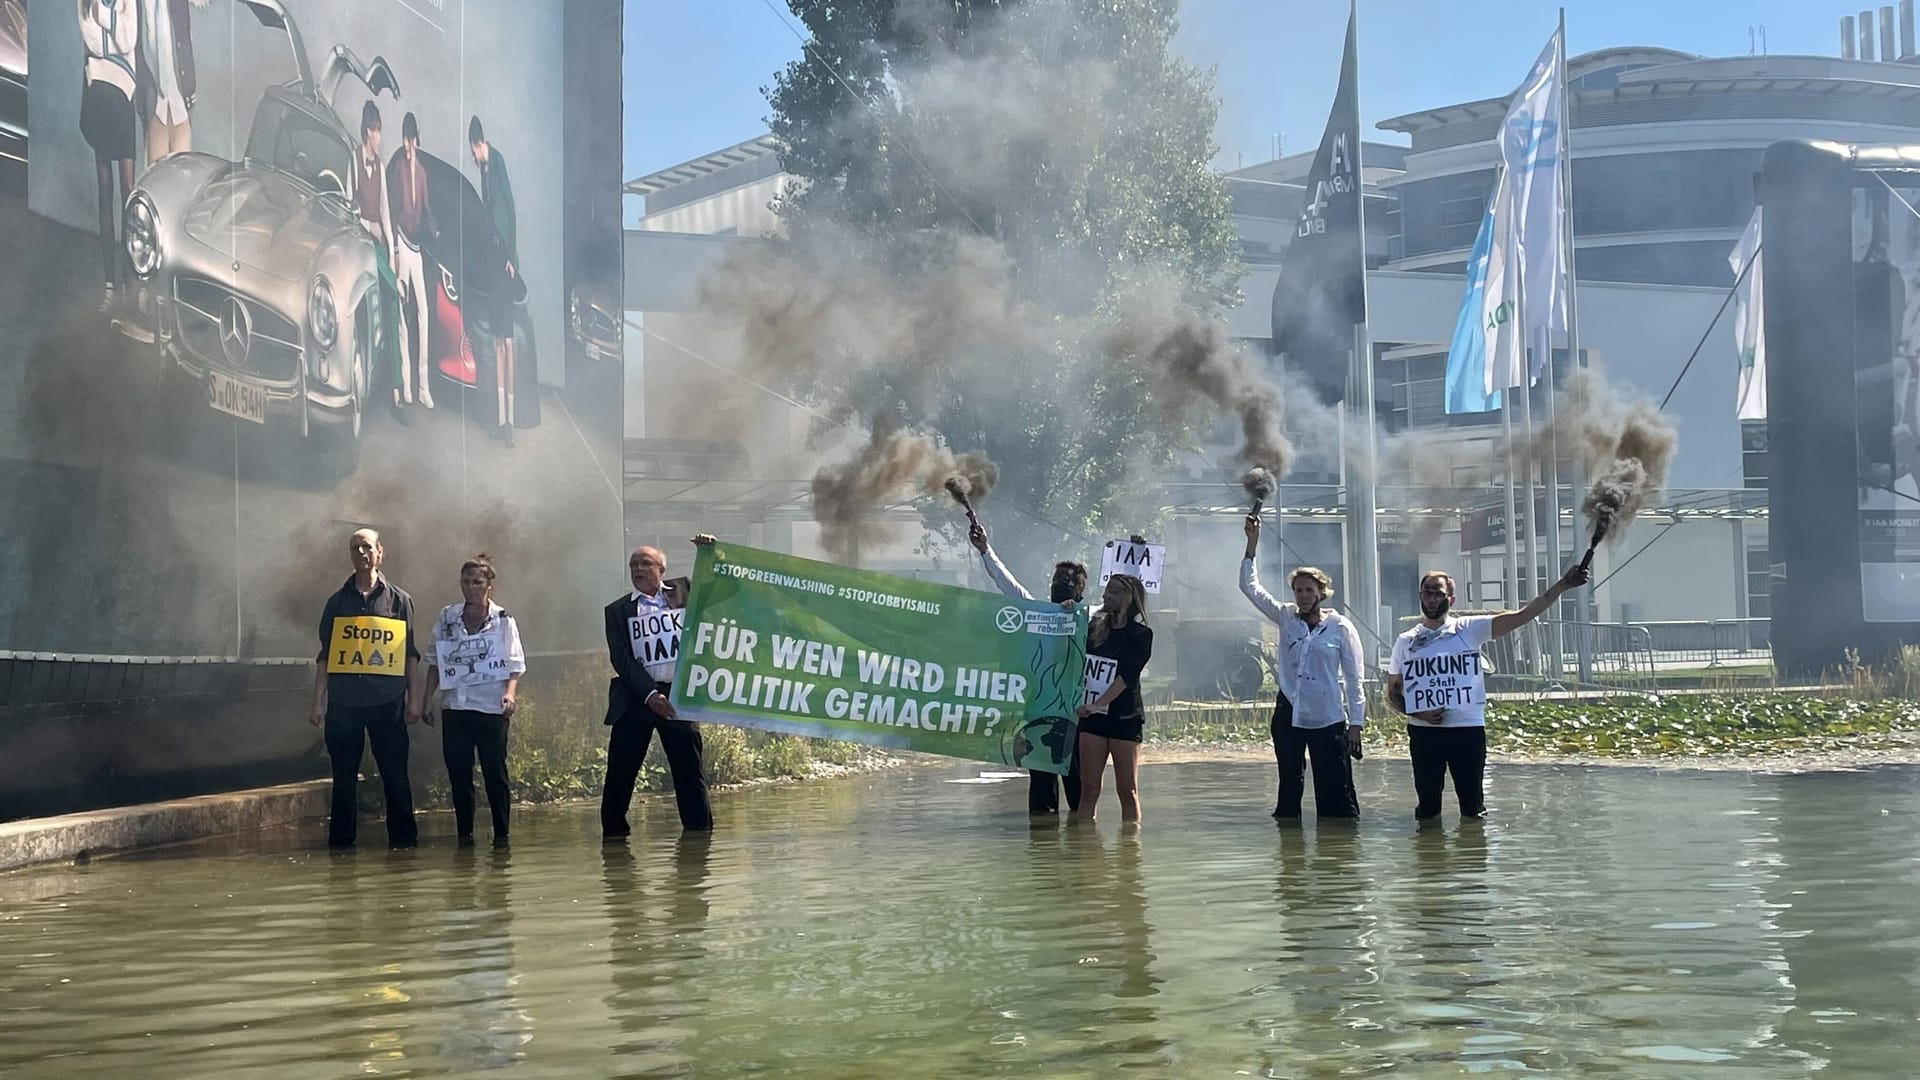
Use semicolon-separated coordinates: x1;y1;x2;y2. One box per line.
764;0;1243;536
1142;692;1920;760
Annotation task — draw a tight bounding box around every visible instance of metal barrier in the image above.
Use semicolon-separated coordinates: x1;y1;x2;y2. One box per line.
1632;619;1772;668
1483;619;1659;697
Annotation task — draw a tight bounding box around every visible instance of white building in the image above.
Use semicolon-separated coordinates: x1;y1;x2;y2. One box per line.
622;27;1920;659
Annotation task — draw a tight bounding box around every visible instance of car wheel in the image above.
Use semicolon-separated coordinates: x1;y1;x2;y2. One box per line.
1220;646;1266;702
347;295;374;439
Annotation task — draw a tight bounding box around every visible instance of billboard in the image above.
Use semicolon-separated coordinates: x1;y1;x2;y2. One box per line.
1760;140;1920;676
1850;182;1920;623
3;3;622;660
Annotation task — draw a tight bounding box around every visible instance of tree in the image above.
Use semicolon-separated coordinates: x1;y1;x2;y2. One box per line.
763;0;1242;558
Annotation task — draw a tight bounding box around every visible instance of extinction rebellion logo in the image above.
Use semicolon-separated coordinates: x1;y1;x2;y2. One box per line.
996;607;1024;634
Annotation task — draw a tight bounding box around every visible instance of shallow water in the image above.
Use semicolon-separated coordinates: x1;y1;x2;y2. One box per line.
2;759;1918;1078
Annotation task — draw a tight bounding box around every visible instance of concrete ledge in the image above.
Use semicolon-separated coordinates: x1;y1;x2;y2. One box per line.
0;780;330;872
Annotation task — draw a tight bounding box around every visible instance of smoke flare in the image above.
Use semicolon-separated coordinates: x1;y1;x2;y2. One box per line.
1529;370;1678;552
811;417;998;563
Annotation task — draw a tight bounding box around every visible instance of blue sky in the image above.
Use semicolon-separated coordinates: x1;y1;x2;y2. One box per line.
625;0;1837;202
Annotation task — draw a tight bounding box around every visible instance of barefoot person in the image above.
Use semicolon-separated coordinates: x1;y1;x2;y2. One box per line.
1240;515;1364;820
968;522;1089;815
422;554;525;846
1075;574;1153;825
1386;564;1590;820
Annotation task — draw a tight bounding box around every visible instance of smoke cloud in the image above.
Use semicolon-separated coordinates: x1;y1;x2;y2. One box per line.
809;416;999;563
1529;370;1678;548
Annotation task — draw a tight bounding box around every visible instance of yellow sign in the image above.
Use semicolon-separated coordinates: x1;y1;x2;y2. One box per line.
328;616;409;677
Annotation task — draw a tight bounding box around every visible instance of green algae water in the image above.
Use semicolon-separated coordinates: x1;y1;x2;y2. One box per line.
3;759;1918;1077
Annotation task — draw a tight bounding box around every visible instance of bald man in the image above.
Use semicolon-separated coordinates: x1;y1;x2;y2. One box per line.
310;528;421;848
600;539;714;836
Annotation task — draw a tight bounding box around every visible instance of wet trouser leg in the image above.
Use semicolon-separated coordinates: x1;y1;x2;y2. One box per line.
1270;697;1307;818
1304;724;1359;818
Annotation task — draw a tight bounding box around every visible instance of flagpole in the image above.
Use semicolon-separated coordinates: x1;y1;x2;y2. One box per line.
1347;0;1382;661
1558;7;1591;687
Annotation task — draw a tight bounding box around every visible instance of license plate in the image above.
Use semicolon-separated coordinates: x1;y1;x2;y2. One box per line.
207;370;266;424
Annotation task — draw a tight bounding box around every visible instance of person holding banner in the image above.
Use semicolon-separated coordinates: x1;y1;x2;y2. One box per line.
968;523;1089;815
1240;516;1365;820
1386;565;1588;820
308;528;422;848
1075;574;1153;824
601;538;716;837
421;554;526;845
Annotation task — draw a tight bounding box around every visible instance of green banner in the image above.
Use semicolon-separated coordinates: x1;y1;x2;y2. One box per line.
671;543;1088;773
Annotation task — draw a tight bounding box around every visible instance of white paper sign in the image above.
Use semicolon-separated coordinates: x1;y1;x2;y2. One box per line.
1100;541;1165;594
1400;649;1487;714
629;609;685;679
1082;655;1118;714
435;631;510;689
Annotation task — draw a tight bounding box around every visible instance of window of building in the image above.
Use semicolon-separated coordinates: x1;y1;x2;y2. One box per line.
1740;420;1768;490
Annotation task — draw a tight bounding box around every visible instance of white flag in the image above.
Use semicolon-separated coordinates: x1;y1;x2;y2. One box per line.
1731;207;1766;421
1482;30;1568;397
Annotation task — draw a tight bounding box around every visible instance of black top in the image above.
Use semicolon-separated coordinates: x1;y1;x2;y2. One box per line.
1089;619;1153;720
317;575;419;708
601;578;689;724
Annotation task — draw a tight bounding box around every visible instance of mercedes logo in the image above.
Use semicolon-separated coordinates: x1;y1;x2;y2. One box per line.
219;296;251;367
995;606;1024;634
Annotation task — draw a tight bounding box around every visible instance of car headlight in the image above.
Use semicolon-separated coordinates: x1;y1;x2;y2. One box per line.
125;194;161;279
309;276;337;355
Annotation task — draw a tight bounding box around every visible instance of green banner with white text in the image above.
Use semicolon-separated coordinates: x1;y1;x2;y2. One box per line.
671;543;1088;773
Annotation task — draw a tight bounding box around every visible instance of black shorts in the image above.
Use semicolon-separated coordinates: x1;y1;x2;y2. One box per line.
81;81;137;161
1078;713;1144;743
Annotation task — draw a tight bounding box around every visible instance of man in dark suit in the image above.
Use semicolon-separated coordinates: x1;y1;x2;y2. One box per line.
600;538;715;837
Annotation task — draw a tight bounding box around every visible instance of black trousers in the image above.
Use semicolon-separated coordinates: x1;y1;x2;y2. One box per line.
442;709;512;839
1027;751;1082;815
324;699;417;847
600;713;713;834
1270;694;1358;818
1407;724;1488;819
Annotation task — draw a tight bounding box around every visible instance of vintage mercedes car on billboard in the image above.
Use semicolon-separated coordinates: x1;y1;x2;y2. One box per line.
121;0;395;443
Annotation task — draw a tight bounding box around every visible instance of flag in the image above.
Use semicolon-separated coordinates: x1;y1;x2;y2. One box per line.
1731;207;1766;420
1481;29;1568;397
1270;11;1365;405
1443;176;1505;414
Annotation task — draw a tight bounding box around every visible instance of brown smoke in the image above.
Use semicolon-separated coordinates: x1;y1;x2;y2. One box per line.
811;416;999;563
262;473;608;656
1104;297;1293;476
1529;370;1678;548
1241;466;1276;503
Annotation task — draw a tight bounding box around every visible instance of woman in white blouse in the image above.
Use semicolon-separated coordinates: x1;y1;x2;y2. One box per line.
421;554;526;845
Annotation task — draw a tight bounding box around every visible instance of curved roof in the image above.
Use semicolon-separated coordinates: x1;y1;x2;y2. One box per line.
1380;48;1920;135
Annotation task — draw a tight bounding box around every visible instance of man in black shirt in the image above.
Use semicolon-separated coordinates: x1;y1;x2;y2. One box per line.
309;528;422;848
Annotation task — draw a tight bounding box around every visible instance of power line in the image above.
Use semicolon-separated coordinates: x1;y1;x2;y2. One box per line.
1657;244;1756;413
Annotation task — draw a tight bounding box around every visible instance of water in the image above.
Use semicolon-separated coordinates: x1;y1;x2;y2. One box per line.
3;759;1919;1078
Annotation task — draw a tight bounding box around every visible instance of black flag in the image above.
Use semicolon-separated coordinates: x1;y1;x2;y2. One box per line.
1270;12;1366;405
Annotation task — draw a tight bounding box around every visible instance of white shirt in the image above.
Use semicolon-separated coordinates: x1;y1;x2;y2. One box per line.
432;602;526;714
1388;616;1496;727
978;544;1034;601
630;587;679;682
81;0;139;99
141;0;188;125
1239;559;1365;729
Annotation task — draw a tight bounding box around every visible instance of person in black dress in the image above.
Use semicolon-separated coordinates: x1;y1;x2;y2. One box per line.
1075;573;1153;824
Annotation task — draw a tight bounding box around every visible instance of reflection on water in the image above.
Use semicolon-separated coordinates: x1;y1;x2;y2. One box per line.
2;761;1919;1077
